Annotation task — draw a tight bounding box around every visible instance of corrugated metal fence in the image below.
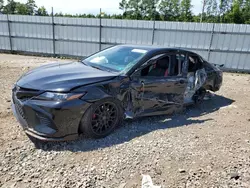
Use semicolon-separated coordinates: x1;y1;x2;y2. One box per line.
0;14;250;71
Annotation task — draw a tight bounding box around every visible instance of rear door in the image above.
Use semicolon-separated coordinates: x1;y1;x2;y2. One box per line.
130;52;188;116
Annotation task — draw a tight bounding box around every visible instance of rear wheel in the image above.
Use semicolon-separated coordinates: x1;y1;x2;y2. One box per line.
80;98;123;138
193;88;206;104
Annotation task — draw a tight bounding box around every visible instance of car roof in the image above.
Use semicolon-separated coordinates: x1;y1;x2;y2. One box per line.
117;44;193;54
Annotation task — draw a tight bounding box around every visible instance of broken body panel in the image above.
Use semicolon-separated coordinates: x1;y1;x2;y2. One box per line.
75;50;221;119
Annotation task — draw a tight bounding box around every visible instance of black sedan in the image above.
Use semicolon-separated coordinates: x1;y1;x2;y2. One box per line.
12;45;223;142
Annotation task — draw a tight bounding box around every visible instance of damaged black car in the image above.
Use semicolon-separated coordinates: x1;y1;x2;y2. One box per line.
12;45;223;141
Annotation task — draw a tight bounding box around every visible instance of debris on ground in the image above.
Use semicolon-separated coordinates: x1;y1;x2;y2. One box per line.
141;175;161;188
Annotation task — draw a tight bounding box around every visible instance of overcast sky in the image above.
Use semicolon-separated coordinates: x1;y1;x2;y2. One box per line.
5;0;203;15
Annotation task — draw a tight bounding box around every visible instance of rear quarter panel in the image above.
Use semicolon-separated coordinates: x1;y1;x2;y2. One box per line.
203;62;222;91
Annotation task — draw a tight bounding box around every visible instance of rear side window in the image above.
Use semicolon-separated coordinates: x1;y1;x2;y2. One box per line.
188;55;203;72
176;54;186;62
139;52;189;77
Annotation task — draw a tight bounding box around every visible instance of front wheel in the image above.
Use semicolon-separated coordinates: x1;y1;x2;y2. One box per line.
79;98;123;138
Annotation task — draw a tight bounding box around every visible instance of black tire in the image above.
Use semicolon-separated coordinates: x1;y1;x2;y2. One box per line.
79;98;123;139
193;88;206;104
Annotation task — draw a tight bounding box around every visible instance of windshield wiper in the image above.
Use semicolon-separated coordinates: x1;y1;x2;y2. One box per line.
82;61;106;71
85;62;117;73
81;61;89;66
89;64;104;71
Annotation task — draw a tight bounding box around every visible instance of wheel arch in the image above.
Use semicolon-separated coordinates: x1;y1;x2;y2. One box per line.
78;96;124;135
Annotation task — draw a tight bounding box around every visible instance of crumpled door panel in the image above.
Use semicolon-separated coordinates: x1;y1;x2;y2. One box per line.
127;76;187;118
184;68;207;104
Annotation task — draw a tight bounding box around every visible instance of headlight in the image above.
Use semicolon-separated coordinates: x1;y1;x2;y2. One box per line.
35;92;86;101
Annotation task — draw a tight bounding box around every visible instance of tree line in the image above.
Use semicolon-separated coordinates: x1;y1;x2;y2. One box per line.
119;0;250;23
0;0;250;24
0;0;48;16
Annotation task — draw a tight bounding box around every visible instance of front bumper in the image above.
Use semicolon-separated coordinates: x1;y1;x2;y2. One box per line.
12;95;91;141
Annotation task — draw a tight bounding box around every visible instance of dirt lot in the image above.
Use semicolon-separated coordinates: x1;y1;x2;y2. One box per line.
0;53;250;188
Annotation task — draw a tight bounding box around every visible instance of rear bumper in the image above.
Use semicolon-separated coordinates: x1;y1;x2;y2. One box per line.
213;71;223;91
205;71;223;92
11;97;91;142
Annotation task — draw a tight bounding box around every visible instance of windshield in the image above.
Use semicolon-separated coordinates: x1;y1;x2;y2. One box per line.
82;46;148;73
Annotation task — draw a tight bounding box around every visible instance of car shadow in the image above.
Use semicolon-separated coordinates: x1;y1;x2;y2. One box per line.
39;94;235;152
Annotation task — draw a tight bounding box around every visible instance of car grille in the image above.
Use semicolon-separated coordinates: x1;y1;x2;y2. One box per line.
15;98;26;120
13;86;40;100
12;86;41;121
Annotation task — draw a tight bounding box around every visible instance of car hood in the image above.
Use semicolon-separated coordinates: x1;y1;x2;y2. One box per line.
17;62;118;92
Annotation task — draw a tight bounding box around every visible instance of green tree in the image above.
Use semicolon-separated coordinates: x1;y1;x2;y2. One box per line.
119;0;130;18
219;0;233;22
193;14;202;22
122;0;159;20
36;6;48;16
127;0;141;19
159;0;180;21
204;0;218;22
54;12;64;17
16;2;28;15
26;0;37;15
119;0;129;12
242;0;250;23
110;14;123;19
219;0;232;14
84;13;96;18
140;0;159;20
180;0;193;22
225;0;243;23
0;0;4;12
3;0;17;14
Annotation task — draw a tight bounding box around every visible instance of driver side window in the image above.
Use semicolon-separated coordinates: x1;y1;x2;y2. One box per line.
140;56;170;77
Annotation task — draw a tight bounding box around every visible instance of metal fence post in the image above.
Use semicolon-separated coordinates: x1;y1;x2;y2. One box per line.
240;26;248;70
6;14;13;53
151;20;156;45
51;7;56;57
151;1;156;45
207;23;215;61
99;8;102;51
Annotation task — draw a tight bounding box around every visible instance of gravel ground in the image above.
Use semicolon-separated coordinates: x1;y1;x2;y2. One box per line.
0;53;250;188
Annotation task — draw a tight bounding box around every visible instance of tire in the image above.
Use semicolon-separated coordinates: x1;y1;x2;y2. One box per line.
193;88;206;104
79;98;123;139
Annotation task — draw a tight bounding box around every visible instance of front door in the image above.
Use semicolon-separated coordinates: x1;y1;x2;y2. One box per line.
130;53;188;116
